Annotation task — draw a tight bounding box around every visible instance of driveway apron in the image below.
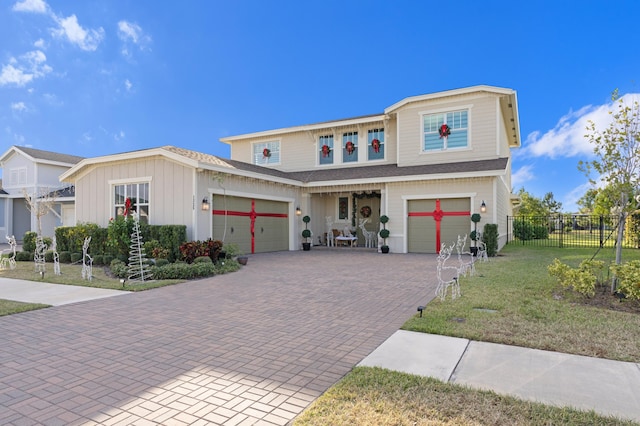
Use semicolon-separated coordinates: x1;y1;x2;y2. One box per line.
0;250;438;425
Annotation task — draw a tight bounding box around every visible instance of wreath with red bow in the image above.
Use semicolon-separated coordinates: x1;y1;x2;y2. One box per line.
439;124;451;138
345;141;355;155
321;144;331;157
371;138;380;153
263;148;271;158
360;205;372;218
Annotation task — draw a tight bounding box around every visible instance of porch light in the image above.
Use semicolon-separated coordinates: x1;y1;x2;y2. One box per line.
201;197;210;211
480;200;486;213
296;206;301;216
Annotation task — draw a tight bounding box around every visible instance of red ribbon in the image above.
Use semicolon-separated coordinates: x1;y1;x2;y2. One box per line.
372;139;380;153
212;199;288;254
408;199;470;252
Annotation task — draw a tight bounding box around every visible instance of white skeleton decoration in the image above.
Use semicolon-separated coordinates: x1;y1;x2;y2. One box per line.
435;241;461;301
325;216;334;247
52;235;61;276
0;235;17;270
358;218;376;248
34;236;47;273
81;236;93;281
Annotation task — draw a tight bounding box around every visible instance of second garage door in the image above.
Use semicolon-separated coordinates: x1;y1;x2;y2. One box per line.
407;198;470;253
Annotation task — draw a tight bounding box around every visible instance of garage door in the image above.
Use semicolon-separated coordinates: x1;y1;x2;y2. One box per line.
212;196;289;254
408;198;470;253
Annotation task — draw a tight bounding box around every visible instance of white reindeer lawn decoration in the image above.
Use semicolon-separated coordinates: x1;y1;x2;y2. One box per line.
358;218;376;248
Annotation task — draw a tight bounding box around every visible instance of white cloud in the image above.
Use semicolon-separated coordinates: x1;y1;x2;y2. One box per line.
11;102;27;112
511;164;535;190
114;130;125;141
0;50;51;87
34;38;45;48
12;0;48;13
124;79;132;91
42;93;63;106
117;20;151;56
520;94;640;160
52;14;104;51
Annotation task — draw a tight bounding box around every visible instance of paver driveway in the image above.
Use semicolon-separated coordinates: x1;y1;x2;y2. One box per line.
0;249;438;425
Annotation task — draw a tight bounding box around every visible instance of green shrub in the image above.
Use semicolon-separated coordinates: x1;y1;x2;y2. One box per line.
92;255;104;266
548;258;605;298
70;253;82;263
59;251;71;263
103;254;114;265
483;223;498;257
22;232;37;252
110;259;128;278
379;229;390;239
611;260;640;300
193;256;213;264
179;239;223;263
144;239;170;260
45;250;54;262
155;258;170;267
16;251;33;261
151;262;216;280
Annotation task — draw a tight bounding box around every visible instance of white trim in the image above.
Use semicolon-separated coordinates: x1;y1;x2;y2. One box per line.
418;104;473;116
386;85;515;114
220;115;386;143
251;139;282;167
419;106;472;153
107;176;153;185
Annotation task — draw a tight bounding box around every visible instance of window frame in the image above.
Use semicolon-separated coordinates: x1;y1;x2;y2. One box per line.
342;131;358;163
367;128;385;161
252;140;281;166
111;180;151;224
420;106;472;153
318;134;334;165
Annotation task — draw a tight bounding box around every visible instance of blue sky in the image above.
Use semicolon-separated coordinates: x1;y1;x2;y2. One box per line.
2;0;639;212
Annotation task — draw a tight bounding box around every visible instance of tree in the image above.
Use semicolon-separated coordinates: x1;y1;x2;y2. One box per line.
22;187;59;236
579;89;640;292
515;188;559;216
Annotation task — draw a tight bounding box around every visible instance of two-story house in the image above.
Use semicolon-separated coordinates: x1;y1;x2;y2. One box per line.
61;85;521;254
0;146;84;241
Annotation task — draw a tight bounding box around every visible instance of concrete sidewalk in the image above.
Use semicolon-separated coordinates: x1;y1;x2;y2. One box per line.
359;330;640;423
0;277;129;306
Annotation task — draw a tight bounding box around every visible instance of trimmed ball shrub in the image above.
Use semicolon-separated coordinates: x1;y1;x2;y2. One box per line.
16;251;34;261
59;251;71;263
70;253;82;263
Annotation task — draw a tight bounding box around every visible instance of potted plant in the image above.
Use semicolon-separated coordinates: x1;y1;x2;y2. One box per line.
379;215;390;253
302;215;312;251
470;213;481;256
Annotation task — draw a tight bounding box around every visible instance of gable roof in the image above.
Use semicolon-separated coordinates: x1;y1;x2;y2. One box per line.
61;145;510;188
0;146;85;167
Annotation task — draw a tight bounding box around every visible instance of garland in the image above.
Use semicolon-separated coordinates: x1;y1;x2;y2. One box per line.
371;138;380;153
345;141;355;155
263;148;271;158
439;124;451;138
322;144;331;157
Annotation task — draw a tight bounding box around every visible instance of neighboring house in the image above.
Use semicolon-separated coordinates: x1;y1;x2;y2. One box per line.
61;85;521;254
0;146;83;241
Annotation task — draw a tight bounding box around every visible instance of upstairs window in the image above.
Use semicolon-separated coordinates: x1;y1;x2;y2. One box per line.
9;168;27;186
114;182;150;223
368;128;384;160
342;132;358;163
253;141;280;165
319;135;334;165
423;110;468;151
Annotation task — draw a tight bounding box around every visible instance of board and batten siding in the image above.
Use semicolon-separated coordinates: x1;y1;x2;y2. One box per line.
395;93;500;167
75;157;194;233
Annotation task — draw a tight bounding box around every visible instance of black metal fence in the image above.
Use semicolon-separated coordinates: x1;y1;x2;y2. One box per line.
506;214;640;249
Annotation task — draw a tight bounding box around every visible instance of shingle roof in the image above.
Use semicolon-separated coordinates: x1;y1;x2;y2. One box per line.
14;146;85;165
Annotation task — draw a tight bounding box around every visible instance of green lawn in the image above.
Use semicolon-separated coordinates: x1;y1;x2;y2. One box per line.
294;245;640;425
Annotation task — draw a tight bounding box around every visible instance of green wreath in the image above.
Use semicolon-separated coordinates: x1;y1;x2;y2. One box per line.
360;205;372;218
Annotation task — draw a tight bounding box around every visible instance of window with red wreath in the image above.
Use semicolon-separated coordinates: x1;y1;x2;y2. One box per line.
318;135;334;165
343;131;358;163
368;128;384;161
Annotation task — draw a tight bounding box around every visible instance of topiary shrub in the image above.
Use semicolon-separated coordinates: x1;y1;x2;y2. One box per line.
23;232;37;252
59;251;71;263
151;262;216;280
70;253;82;263
193;256;213;264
